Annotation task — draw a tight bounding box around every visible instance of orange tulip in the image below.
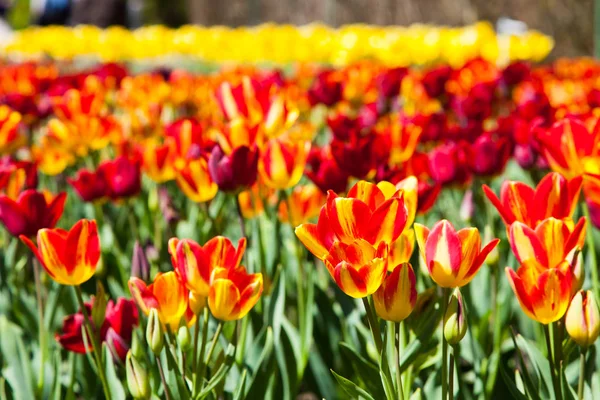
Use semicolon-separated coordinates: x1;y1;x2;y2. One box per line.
258;136;310;189
175;157;218;203
20;219;100;285
278;185;325;226
483;172;582;228
141;139;176;183
414;220;499;288
129;271;188;329
168;236;246;297
373;263;417;322
0;105;24;154
208;265;263;321
506;260;573;324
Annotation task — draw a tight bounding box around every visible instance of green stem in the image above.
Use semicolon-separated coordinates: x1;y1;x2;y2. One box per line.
441;288;450;400
553;322;564;400
202;322;223;385
236;313;249;365
582;203;599;300
74;286;111;400
31;255;46;393
194;308;210;394
127;201;139;241
394;322;405;400
543;324;562;400
449;351;455;400
156;355;172;400
192;315;201;372
235;196;247;238
362;297;383;355
578;350;586;400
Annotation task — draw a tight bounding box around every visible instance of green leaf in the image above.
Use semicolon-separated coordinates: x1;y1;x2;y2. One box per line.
102;344;126;400
514;333;553;399
233;369;247;400
196;343;236;399
331;370;375;400
339;342;385;398
307;346;337;400
49;351;62;400
0;315;35;400
267;267;286;344
92;282;108;329
499;364;528;400
378;327;396;400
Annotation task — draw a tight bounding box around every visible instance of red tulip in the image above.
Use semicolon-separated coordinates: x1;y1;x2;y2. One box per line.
308;69;343;106
68;168;109;202
422;65;452;98
428;142;470;186
97;156;142;200
306;146;349;194
208;145;258;192
0;189;66;237
467;132;512;176
56;298;139;362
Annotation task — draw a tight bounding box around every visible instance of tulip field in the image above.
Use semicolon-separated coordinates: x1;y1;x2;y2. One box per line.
1;22;600;400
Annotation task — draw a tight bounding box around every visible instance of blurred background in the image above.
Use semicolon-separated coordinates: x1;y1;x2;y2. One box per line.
2;0;594;58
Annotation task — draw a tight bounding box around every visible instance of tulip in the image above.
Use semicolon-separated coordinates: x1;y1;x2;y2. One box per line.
141;140;176;183
21;219;100;285
278;185;325;226
373;263;417;322
56;298;139;362
428;142;470;186
208;145;258;192
565;290;600;348
414;220;499;288
305;146;349;194
126;352;151;400
0;189;66;237
146;308;164;354
467;132;511;177
177;326;192;351
509;217;586;282
506;260;573;324
68;168;109;202
0;158;37;200
131;241;150;282
330;133;388;179
483;172;582;228
259;136;310;189
175;156;218;203
421;65;452;98
129;271;188;329
307;69;342;106
98;156;142;200
208;265;263;321
169;236;246;297
443;289;467;345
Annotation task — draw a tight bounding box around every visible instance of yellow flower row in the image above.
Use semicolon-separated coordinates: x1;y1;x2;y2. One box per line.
4;22;553;66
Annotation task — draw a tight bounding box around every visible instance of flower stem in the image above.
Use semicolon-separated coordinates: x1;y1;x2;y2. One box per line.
543;324;562;400
553;321;564;399
235;196;247;238
194;308;210;394
202;321;223;385
73;285;111;400
449;351;455;400
441;288;450;400
362;297;383;355
156;355;172;400
582;202;599;300
578;350;586;400
31;254;46;394
394;322;405;400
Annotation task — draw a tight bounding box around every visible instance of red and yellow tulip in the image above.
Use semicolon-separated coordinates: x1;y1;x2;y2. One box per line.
483;172;582;228
414;220;499;288
129;271;188;329
373;262;417;322
21;219;100;285
208;265;263;321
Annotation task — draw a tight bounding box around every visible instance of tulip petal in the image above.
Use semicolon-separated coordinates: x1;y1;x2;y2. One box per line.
509;222;547;266
366;196;408;245
326;194;371;243
209;278;241;321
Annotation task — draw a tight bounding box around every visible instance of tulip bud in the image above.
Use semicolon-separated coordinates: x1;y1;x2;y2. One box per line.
131;331;144;359
177;326;191;351
373;263;417;322
146;308;164;355
459;189;473;222
131;241;150;282
444;289;467;346
565;290;600;348
126;351;150;399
